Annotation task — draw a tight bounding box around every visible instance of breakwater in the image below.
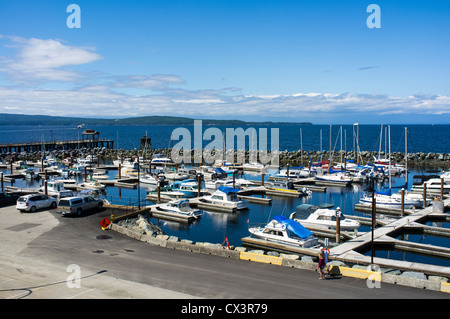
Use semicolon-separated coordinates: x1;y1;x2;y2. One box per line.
2;147;449;169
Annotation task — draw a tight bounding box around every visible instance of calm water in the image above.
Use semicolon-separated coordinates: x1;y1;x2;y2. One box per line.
0;123;449;267
0;124;449;153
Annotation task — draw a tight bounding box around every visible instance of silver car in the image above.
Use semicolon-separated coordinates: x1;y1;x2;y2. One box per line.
16;194;57;212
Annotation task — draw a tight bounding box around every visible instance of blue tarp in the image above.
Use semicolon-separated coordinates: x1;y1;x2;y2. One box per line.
218;186;239;194
273;215;314;239
375;188;391;196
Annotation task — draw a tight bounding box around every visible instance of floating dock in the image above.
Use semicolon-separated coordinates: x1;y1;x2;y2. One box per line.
243;198;450;278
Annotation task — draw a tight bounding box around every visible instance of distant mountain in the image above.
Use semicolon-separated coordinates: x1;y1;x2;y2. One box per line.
0;113;312;126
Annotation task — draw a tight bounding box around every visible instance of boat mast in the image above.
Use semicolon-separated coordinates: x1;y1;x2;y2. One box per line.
405;127;408;187
388;125;391;189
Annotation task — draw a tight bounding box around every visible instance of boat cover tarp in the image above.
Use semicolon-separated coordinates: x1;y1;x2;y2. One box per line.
375;188;391;196
273;215;314;239
214;167;227;174
218;186;239;194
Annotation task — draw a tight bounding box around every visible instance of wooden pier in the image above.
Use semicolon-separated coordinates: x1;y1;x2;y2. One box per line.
0;138;114;154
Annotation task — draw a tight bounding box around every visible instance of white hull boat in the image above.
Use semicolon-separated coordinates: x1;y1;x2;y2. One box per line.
200;186;248;210
411;178;450;195
292;204;360;231
249;215;318;248
150;200;202;220
359;189;430;209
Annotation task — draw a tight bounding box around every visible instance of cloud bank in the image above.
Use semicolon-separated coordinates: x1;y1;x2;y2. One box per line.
0;36;448;123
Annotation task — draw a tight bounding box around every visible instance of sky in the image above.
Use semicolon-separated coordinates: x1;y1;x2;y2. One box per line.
0;0;449;124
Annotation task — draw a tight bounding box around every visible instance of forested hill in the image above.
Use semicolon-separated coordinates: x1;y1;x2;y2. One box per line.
0;113;312;126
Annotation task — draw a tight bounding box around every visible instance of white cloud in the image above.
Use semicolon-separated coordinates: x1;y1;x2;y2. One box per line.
0;36;102;82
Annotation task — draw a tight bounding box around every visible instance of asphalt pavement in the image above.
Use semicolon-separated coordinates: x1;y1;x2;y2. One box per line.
0;203;448;302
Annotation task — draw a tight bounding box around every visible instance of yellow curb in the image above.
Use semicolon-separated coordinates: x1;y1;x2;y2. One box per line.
441;282;450;293
240;252;283;265
329;265;381;281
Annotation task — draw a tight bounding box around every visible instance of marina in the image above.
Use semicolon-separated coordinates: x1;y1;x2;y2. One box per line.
0;124;449;292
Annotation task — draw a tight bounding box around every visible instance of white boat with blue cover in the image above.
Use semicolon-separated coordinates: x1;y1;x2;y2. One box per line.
248;215;319;248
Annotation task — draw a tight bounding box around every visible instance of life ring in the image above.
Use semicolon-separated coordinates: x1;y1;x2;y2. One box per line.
323;248;330;254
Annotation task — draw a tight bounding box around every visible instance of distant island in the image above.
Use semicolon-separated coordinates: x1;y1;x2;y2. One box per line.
0;113;312;126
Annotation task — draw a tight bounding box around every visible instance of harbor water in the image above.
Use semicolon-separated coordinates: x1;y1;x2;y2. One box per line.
0;123;449;268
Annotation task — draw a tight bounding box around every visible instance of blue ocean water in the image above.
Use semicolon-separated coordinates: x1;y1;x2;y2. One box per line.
0;123;449;268
0;123;449;153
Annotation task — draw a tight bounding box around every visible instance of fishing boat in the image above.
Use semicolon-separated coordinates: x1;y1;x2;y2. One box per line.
248;215;319;248
359;189;431;209
199;186;248;210
292;204;360;231
149;199;202;220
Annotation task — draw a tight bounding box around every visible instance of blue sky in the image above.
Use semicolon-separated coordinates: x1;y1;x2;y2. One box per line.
0;0;449;124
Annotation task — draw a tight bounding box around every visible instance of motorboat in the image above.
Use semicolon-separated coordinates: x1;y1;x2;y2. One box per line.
248;215;319;248
314;171;353;186
440;170;450;183
274;166;310;179
242;162;266;171
92;172;109;180
151;154;173;165
172;179;208;198
79;181;107;191
161;170;189;181
148;187;186;200
292;204;360;231
411;178;450;195
39;180;74;198
199;186;248;210
204;177;255;190
359;188;431;209
22;168;39;180
150;199;202;220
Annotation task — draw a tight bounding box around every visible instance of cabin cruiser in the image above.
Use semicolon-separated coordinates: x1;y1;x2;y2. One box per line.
274;166;310;178
205;177;255;190
79;181;107;191
248;215;319;248
172;179;208;198
314;171;353;186
148;186;186;200
411;178;450;195
39;180;74;198
151;154;173;165
92;171;109;180
292;204;360;231
150;199;202;219
359;189;431;209
200;186;248;210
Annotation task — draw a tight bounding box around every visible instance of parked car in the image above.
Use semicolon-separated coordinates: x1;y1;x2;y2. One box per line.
16;194;57;212
57;196;104;217
0;192;19;207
